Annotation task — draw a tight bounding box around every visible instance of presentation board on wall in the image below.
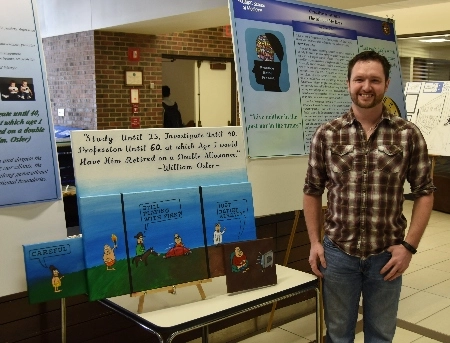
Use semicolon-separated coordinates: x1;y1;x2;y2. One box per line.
0;0;67;298
0;0;61;207
228;0;406;158
405;81;450;156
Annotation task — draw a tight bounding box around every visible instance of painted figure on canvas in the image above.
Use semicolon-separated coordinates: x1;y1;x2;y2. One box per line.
231;246;249;273
135;232;146;258
49;265;64;292
164;233;191;258
213;223;226;246
103;235;118;271
132;231;159;267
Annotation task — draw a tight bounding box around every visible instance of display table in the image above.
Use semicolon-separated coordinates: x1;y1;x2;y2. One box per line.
100;265;320;343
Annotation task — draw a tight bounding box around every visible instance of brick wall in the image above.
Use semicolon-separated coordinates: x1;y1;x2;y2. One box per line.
43;27;233;130
43;31;96;129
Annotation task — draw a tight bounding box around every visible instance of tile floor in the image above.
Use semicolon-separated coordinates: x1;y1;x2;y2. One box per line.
238;201;450;342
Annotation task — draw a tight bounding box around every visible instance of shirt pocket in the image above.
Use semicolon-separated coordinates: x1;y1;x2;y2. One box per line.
376;145;403;173
330;145;354;173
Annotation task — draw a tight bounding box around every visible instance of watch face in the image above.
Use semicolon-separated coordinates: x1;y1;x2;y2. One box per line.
383;96;401;116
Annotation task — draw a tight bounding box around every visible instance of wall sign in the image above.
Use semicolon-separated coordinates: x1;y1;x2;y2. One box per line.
125;71;143;86
0;0;61;207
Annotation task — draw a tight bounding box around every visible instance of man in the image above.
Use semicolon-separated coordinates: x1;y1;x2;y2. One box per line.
162;85;183;128
213;222;226;246
303;50;435;342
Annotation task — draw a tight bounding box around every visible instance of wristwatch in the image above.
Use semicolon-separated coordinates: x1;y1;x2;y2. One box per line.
401;240;417;254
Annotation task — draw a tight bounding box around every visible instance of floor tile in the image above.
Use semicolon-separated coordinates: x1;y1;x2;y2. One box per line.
434;243;450;254
429;259;450;273
413;336;444;342
404;262;426;275
402;267;450;290
416;305;450;335
279;313;316;340
400;285;421;300
238;327;310;343
355;327;421;342
279;312;330;341
412;249;450;267
397;292;450;323
418;232;450;252
427;212;450;227
423;279;450;299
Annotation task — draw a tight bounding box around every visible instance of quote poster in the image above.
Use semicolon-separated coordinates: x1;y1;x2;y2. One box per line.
0;0;61;206
228;0;406;157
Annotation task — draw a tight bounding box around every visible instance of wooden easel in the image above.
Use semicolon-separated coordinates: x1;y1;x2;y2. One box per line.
266;210;300;332
132;278;212;313
429;154;439;177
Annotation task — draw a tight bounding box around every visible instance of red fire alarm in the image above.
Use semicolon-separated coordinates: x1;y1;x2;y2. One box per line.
223;25;232;38
128;48;140;61
131;116;140;128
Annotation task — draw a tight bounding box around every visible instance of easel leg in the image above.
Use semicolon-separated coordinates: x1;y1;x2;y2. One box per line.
61;298;67;343
266;210;300;332
138;293;146;314
196;283;206;300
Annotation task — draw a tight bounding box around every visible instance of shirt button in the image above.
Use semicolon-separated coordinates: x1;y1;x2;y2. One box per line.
363;170;367;174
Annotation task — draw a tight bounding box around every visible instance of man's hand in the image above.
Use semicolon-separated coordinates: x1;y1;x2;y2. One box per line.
380;244;413;281
309;241;326;278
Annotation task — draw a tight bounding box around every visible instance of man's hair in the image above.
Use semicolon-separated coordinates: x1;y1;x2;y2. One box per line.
347;50;391;81
162;85;170;98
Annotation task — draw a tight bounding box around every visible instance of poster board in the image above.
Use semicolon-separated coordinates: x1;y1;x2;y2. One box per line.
228;0;406;158
0;0;61;207
0;0;67;298
406;81;450;156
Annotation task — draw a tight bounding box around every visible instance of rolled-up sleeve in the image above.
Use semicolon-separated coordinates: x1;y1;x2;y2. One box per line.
407;125;437;197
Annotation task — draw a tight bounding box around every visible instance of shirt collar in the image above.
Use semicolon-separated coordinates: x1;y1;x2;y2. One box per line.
342;105;395;128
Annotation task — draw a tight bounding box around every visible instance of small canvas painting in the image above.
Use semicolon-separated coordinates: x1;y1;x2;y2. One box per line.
23;236;87;304
201;182;257;277
223;238;277;293
122;187;210;293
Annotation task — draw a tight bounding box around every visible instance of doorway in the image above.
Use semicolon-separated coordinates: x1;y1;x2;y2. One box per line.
162;55;237;127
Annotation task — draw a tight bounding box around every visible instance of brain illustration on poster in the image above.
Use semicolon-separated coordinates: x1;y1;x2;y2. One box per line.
246;29;290;92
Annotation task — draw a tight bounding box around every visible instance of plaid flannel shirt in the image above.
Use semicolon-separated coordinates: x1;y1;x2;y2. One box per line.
303;106;436;258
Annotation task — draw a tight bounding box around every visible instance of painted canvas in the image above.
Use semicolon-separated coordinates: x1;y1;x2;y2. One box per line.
122;187;209;293
23;236;87;304
223;238;277;293
79;194;131;301
201;182;257;277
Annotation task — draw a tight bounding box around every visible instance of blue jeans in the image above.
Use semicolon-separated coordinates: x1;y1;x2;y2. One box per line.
321;236;402;343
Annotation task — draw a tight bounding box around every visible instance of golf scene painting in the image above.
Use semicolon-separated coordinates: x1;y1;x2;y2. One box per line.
121;187;210;293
